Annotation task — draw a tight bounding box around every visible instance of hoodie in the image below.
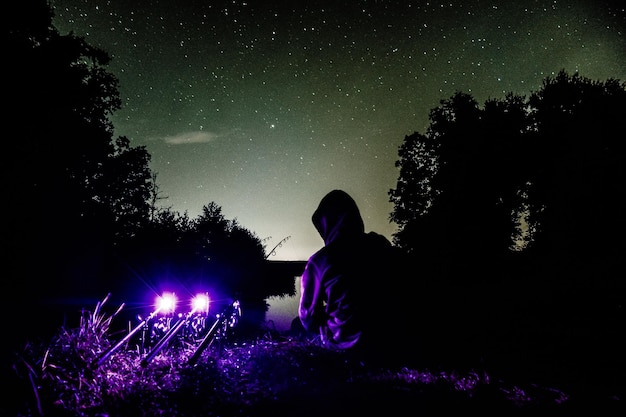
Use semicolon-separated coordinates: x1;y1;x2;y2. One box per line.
298;190;395;350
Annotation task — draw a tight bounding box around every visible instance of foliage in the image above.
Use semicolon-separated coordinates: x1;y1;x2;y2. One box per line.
9;297;608;417
109;201;268;302
101;136;154;242
6;0;156;324
523;71;626;263
390;70;625;286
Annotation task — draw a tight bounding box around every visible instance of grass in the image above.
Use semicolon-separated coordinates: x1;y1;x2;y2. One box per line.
5;295;622;417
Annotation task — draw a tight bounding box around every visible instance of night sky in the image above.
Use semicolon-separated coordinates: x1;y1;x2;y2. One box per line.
50;0;625;261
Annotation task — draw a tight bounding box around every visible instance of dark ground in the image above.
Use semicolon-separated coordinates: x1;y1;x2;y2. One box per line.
3;284;624;417
4;321;624;417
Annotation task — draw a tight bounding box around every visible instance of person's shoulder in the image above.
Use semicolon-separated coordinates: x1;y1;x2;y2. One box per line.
363;232;410;264
365;231;392;246
306;244;333;267
370;235;410;266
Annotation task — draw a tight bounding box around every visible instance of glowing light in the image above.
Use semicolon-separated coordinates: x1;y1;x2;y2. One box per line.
156;292;177;314
191;292;210;314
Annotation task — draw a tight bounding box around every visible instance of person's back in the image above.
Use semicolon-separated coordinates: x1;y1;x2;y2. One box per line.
298;190;410;364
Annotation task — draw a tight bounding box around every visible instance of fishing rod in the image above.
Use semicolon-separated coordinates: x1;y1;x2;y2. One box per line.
140;293;209;367
188;300;241;366
95;292;177;367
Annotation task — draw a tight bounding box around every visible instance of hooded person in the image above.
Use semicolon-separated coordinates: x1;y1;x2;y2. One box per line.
298;190;409;361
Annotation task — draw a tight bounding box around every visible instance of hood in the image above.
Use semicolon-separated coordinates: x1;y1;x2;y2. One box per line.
312;190;365;245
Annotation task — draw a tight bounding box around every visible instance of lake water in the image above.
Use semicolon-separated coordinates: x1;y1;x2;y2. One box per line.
265;276;301;332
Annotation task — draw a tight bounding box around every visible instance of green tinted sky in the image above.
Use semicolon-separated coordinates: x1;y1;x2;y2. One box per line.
51;0;625;260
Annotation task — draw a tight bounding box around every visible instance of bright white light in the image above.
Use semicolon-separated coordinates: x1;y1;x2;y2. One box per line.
191;293;210;314
156;292;177;314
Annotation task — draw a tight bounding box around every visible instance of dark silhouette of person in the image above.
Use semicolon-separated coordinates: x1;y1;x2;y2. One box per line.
298;190;410;365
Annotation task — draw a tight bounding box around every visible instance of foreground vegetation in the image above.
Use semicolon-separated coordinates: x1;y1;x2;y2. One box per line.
5;296;622;417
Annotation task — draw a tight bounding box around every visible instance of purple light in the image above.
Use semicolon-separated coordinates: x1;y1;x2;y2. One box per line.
191;293;210;314
156;292;177;314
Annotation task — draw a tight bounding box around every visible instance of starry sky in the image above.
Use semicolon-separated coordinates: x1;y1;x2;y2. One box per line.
50;0;625;261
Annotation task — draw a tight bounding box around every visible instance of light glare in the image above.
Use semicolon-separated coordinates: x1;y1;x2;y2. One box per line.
156;292;177;314
191;293;210;314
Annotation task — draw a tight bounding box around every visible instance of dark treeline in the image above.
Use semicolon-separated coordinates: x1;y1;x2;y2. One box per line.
5;0;624;392
392;73;625;282
390;71;625;387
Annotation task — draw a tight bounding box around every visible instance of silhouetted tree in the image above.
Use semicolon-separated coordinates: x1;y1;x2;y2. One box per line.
4;0;154;355
7;0;153;265
192;203;267;302
391;71;625;286
390;91;527;284
109;201;268;330
389;71;625;382
523;71;626;282
100;136;154;242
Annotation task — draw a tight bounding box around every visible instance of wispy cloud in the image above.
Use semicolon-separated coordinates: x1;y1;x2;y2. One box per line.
162;131;217;145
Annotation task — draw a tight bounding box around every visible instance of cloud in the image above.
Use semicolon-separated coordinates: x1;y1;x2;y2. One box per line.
162;131;217;145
